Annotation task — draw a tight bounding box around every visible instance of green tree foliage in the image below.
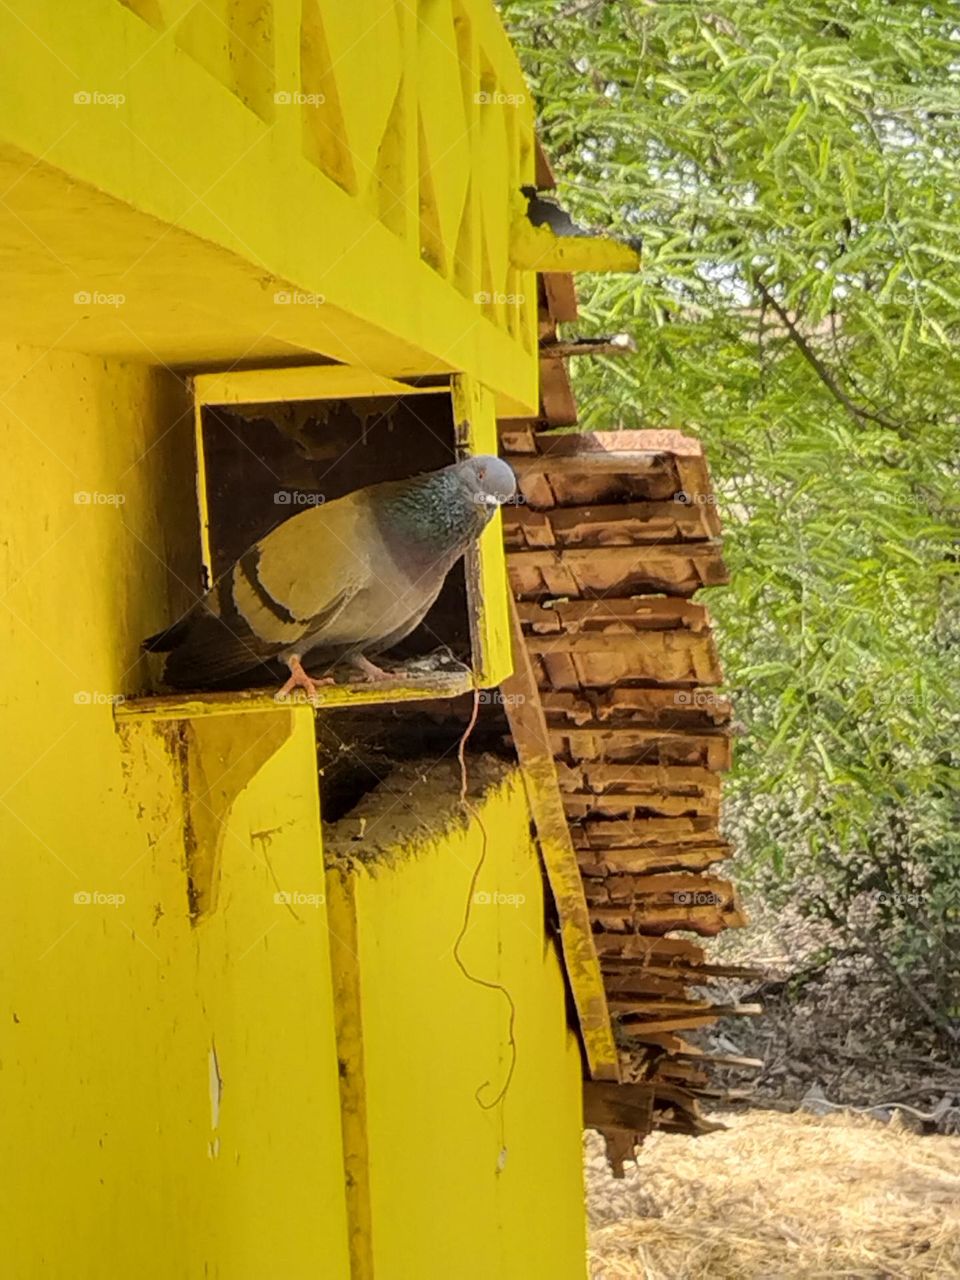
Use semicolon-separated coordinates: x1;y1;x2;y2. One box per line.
501;0;959;1037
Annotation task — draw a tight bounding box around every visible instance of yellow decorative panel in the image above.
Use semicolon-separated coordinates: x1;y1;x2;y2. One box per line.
0;0;540;413
175;0;277;123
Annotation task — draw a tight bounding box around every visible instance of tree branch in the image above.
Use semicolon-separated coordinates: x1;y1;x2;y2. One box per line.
754;277;903;433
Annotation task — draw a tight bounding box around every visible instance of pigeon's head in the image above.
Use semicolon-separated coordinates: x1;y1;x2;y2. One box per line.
457;454;517;510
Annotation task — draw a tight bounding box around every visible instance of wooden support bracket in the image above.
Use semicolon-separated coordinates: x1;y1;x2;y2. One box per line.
500;597;620;1082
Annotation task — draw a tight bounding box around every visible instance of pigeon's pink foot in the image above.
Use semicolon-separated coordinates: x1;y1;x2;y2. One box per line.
349;653;397;683
276;655;334;702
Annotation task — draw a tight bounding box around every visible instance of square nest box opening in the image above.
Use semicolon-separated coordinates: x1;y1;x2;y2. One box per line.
150;364;512;704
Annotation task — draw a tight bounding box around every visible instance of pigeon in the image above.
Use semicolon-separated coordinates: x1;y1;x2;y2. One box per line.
142;455;517;699
520;186;643;254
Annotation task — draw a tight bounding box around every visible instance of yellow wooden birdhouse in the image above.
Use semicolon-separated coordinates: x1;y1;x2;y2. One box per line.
0;3;748;1278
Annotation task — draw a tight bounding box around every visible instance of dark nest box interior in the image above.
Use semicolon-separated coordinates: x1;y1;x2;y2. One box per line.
194;388;475;682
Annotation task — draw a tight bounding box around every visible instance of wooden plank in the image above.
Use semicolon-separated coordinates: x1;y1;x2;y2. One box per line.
541;273;578;323
509;452;670;479
583;1081;655;1135
578;762;721;793
595;973;692;998
622;1002;762;1022
586;871;738;899
192;365;445;406
618;1013;722;1035
562;763;720;793
542;687;733;728
117;670;475;722
538;356;578;427
519;429;706;459
528;634;723;688
508;543;730;597
676;1052;765;1070
524;629;719;659
573;817;723;847
540;337;637;360
578;844;732;875
601;958;761;982
503;501;717;546
675;455;722;536
497;421;538;454
589;893;747;935
534;137;557;189
500;597;620;1081
552;728;733;774
517;598;711;632
608;996;713;1015
595;935;706;963
584;870;728;905
564;793;720;820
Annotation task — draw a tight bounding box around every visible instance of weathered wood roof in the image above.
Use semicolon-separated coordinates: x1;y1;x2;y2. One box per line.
497;262;760;1172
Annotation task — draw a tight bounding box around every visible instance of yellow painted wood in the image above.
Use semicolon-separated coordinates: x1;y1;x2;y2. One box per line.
0;4;597;1271
192;393;215;585
0;1;540;415
451;373;515;687
180;367;515;697
0;342;351;1277
325;872;376;1280
510;217;642;273
175;710;296;919
117;673;477;722
325;771;588;1280
193;365;448;407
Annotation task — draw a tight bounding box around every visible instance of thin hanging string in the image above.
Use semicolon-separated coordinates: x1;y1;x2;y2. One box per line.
452;687;518;1112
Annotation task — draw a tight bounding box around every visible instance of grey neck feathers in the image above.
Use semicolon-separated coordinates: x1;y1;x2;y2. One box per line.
372;468;489;570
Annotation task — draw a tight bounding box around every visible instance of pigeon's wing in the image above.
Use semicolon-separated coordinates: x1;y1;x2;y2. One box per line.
362;578;446;656
148;491;373;689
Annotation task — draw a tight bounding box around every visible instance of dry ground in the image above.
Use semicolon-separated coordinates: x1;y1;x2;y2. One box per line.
585;1109;960;1279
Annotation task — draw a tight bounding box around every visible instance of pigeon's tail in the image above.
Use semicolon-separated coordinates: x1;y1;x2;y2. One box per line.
142;615;191;652
144;604;282;689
